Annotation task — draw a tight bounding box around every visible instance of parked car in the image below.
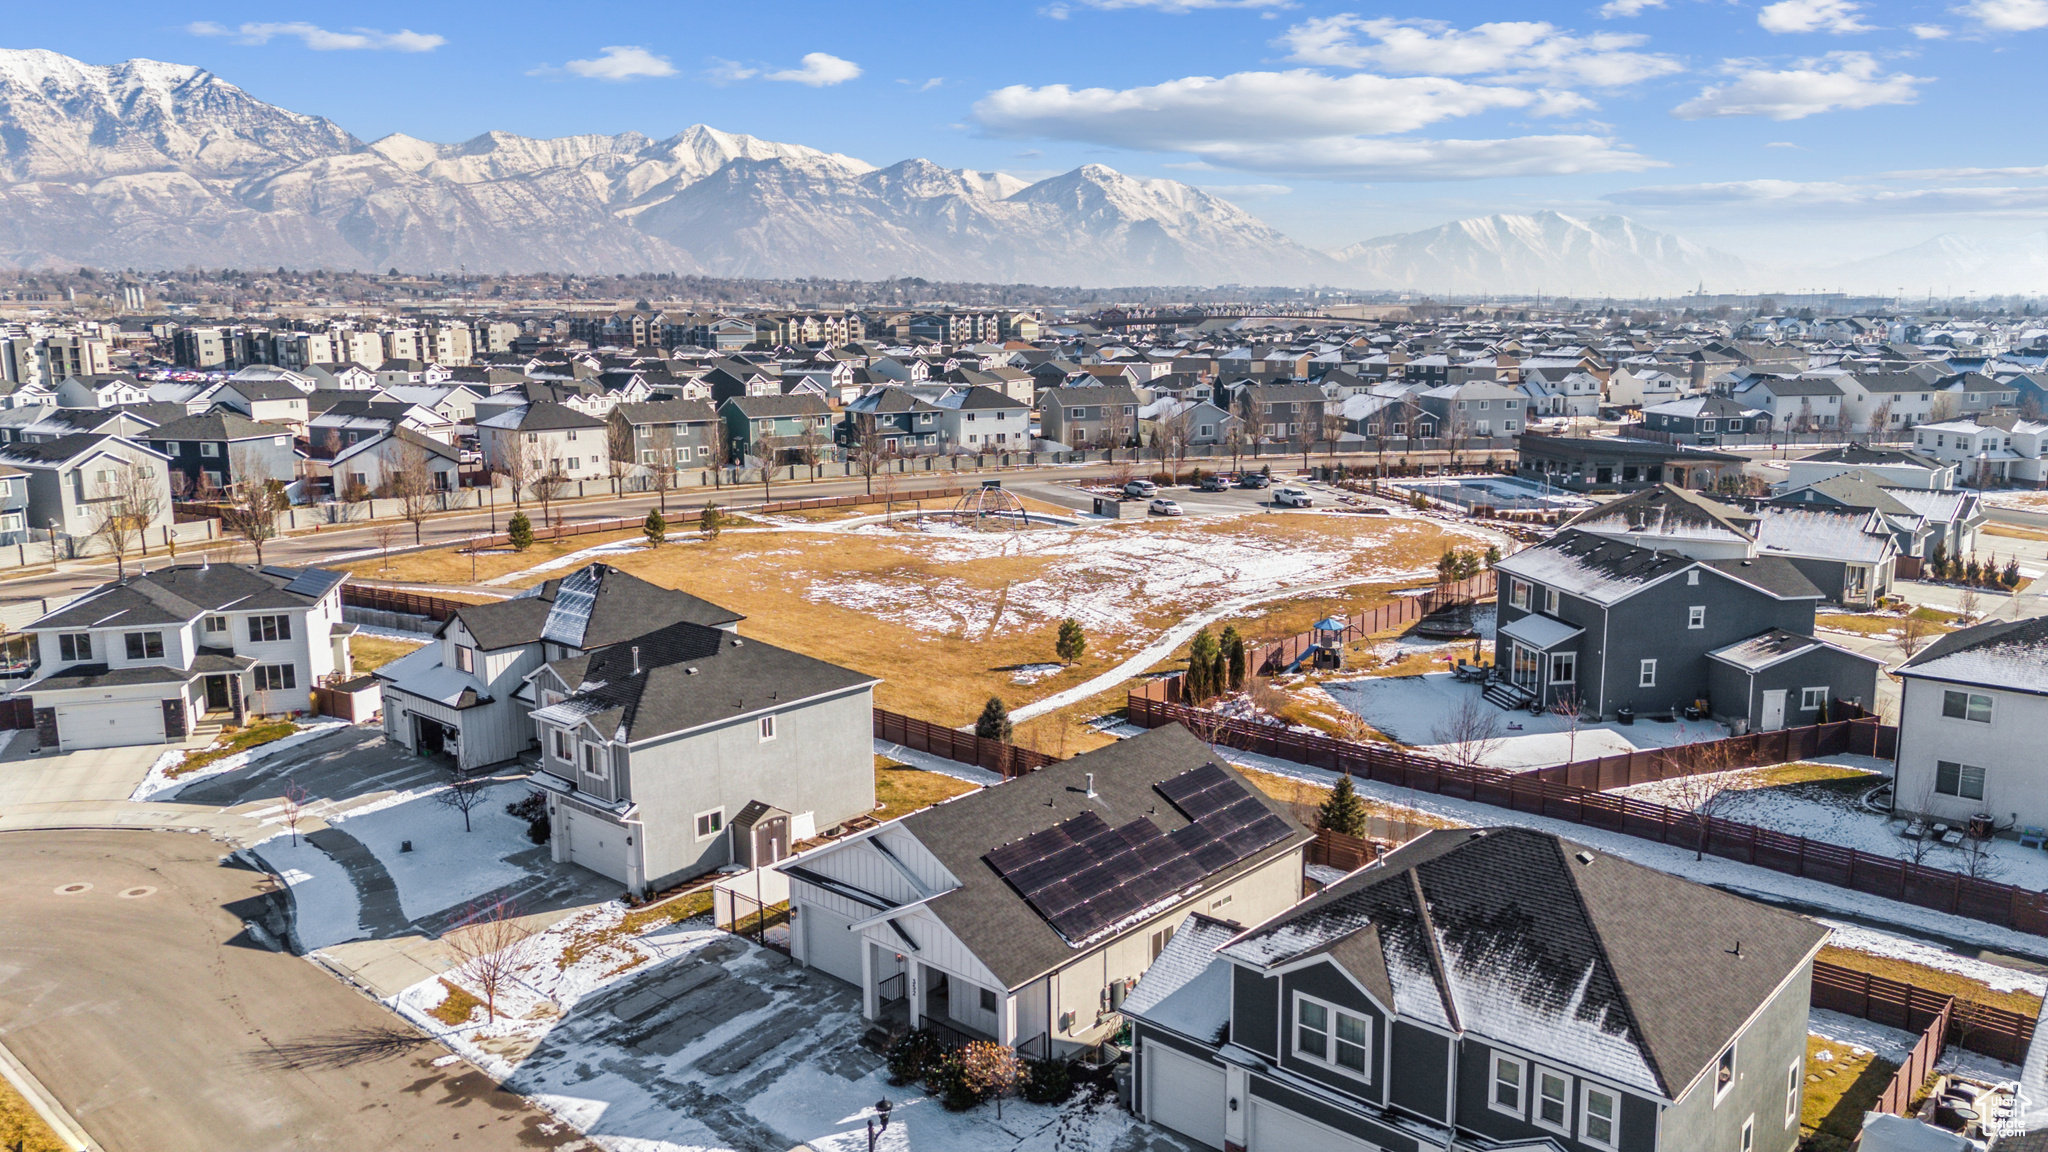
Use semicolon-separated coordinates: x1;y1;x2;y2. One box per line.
1148;498;1184;516
1124;479;1159;498
1274;485;1313;507
1237;473;1271;489
1197;474;1230;492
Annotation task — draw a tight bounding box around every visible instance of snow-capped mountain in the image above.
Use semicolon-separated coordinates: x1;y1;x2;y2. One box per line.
0;49;1327;285
1335;212;1757;298
1822;234;2048;297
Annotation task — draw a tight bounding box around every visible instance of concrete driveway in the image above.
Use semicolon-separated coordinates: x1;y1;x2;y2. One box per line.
0;829;596;1152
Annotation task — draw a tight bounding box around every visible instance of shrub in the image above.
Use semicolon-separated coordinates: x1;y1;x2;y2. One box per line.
886;1029;946;1086
1022;1057;1075;1104
1151;470;1174;487
504;790;551;844
925;1052;981;1111
507;511;533;551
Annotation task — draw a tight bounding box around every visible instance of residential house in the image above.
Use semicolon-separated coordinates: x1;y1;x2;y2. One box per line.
1515;434;1748;492
1911;417;2048;485
721;394;835;465
1039;384;1141;449
1770;470;1984;560
17;564;349;751
476;401;610;483
0;465;28;544
207;378;312;431
1752;506;1898;607
527;611;878;893
609;399;725;474
1640;396;1771;445
1415;382;1527;447
932;385;1031;451
703;361;784;404
0;434;173;550
322;428;461;499
375;563;743;774
1834;373;1943;433
1731;377;1843;431
1236;383;1328;448
1892;616;2048;830
1141;396;1238;449
134;412;298;494
840;387;948;455
1602;366;1687;409
1782;446;1952;492
1127;826;1826;1152
782;724;1310;1055
54;374;152;410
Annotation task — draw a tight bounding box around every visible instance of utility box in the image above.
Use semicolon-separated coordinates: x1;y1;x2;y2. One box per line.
1092;495;1123;518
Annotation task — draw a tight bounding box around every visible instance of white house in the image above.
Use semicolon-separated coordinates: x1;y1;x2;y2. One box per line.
1892;616;2048;829
1732;376;1844;430
476;400;610;484
1912;417;2048;485
17;564;350;750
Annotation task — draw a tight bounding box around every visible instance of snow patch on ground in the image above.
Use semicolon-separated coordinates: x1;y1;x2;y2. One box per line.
129;721;351;802
1811;1008;1913;1061
1820;920;2048;998
332;780;540;922
252;837;363;951
1322;672;1729;770
1008;662;1063;685
874;739;1004;786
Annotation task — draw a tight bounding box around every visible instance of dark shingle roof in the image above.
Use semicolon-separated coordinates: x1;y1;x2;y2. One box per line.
136;412;289;442
1898;614;2048;695
452;564;743;651
33;563;342;630
613;399;719;426
723;394;832;419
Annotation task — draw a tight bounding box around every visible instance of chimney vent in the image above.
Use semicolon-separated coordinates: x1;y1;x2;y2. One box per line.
631;646;641;675
1085;772;1097;798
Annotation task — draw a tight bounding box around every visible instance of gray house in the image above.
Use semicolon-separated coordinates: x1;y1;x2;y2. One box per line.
609;399;724;473
1039;384;1141;449
527;606;878;894
134;411;298;494
0;433;174;550
1128;827;1828;1152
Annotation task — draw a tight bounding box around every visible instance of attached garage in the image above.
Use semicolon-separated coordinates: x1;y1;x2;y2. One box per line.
800;904;865;987
55;699;166;751
1144;1042;1225;1151
560;805;630;884
1249;1098;1378;1152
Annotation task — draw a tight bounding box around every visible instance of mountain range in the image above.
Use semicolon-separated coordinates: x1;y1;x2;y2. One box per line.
0;48;2019;296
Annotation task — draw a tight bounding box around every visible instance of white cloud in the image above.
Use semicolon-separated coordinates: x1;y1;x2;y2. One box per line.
1765;140;1805;147
764;52;862;86
703;59;758;84
1880;163;2048;177
1598;0;1668;17
1957;0;2048;29
1909;22;1954;35
1670;53;1926;119
1757;0;1875;33
1071;0;1295;9
897;77;946;91
187;21;444;52
972;70;1658;179
1277;15;1681;86
1197;183;1295;196
547;45;676;81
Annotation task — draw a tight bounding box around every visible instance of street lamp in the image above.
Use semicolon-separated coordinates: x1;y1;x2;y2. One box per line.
866;1098;892;1151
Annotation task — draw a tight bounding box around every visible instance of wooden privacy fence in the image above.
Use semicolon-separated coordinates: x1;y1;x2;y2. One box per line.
1876;999;1951;1116
447;486;978;551
342;584;468;622
1250;572;1497;675
1126;688;2048;938
873;708;1058;778
1520;717;1897;790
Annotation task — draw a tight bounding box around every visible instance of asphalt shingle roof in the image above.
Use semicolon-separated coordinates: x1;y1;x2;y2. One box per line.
451;564;744;651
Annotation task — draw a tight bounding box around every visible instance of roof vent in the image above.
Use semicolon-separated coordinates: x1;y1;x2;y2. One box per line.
731;638;743;646
1085;772;1097;798
686;667;698;675
631;646;641;675
1575;851;1595;865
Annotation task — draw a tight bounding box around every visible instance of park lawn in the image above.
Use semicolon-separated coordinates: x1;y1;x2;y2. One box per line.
169;720;297;778
1984;522;2048;542
1233;763;1469;834
873;758;982;822
344;529;646;585
1816;613;1901;636
1800;1034;1898;1152
0;1079;65;1152
351;634;426;673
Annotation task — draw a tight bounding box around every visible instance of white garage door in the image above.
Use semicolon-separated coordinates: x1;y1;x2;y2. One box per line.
801;904;865;987
56;700;164;751
1145;1041;1226;1151
562;807;630;884
1250;1098;1379;1152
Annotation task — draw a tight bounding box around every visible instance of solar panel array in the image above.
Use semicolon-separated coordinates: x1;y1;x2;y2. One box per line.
985;763;1293;943
283;568;345;598
541;565;601;646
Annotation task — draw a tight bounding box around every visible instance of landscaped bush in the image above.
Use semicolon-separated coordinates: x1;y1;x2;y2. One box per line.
925;1051;982;1111
1151;470;1175;487
505;790;551;844
885;1029;947;1086
1022;1056;1075;1104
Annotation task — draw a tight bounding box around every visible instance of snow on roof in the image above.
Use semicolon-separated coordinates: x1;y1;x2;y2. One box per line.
1500;613;1584;650
1122;914;1237;1043
1754;507;1893;565
1493;530;1694;607
1900;615;2048;695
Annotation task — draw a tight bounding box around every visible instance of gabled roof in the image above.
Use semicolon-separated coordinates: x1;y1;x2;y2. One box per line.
1219;827;1826;1098
0;433;166;467
31;563;343;630
451;563;743;651
1898;614;2048;695
476;401;607;432
1754;506;1894;565
1708;628;1882;674
611;399;720;425
136;412;290;443
1565;484;1757;544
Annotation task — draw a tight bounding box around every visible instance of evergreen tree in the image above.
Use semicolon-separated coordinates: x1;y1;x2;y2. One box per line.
700;502;723;539
1187;628;1219;702
1221;626;1247;692
507;511;533;552
1209;645;1230;698
1055;617;1087;665
643;507;667;547
975;696;1014;742
1318;774;1368;837
2005;557;2023;588
1484;544;1502;570
1930;538;1948;580
1436;548;1459;584
1454;550;1482;580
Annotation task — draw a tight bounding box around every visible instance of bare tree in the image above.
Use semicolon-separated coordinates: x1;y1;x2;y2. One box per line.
85;462;160;576
647;424;677;513
1321;407;1348;471
1550;690;1585;765
795;416;829;480
493;438;530;507
1430;694;1505;768
1656;739;1742;860
604;413;634;496
1897;783;1940;868
853;424;888;496
435;776;491;832
1957;585;1981;624
443;899;536;1023
1224;420;1247;476
279;776;310;848
1929;392;1960;424
223;451;282;565
525;446;566;531
1897;612;1937;659
1954;834;2004;882
372;522;403;575
1866;398;1894;442
392;439;439;546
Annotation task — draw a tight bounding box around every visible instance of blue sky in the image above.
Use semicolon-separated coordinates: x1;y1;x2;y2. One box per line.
18;0;2048;268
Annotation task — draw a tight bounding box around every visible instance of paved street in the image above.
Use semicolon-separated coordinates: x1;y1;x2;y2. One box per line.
0;829;596;1152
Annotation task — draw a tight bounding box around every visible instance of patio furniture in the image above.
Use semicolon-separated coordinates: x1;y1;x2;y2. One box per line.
1900;820;1928;841
2020;826;2047;850
1941;830;1966;847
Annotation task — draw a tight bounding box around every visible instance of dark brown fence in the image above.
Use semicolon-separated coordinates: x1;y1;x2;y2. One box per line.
1875;1000;1950;1115
1216;572;1497;679
873;708;1059;779
0;696;35;730
1813;962;2034;1066
1307;827;1378;873
447;486;976;551
341;584;468;622
1521;718;1897;790
1126;688;2048;938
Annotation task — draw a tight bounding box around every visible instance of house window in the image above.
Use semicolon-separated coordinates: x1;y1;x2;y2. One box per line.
582;743;608;781
200;442;219;457
253;663;296;691
1510;580;1530;610
695;808;725;840
567;457;579;470
1639;659;1657;688
123;631;164;660
1544;588;1559;614
1551;652;1576;685
1492;1055;1526;1115
1785;1059;1802;1127
203;616;228;635
455;646;475;674
248;615;291;642
759;714;777;742
1799;687;1828;711
1532;1067;1571;1132
1741;1115;1754;1152
1942;690;1993;723
1582;1085;1620;1150
552;728;571;761
1935;761;1986;800
58;633;91;661
1210;892;1233;912
979;987;998;1014
1148;923;1178;961
1688;570;1700;585
1689;606;1706;630
566;430;578;441
1293;995;1369;1078
1716;1044;1737;1102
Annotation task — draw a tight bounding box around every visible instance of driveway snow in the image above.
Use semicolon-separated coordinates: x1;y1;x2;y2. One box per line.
256;838;363;951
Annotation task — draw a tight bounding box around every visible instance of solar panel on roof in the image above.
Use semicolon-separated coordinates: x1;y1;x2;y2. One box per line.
540;564;602;646
260;565;299;580
283;568;344;598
